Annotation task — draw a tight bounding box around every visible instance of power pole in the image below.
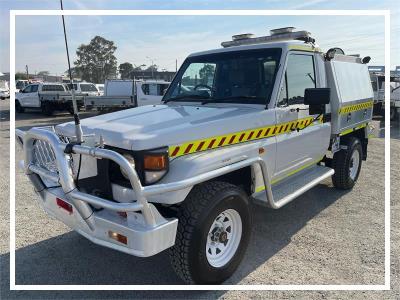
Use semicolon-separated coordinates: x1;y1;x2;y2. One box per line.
175;59;177;72
25;65;29;81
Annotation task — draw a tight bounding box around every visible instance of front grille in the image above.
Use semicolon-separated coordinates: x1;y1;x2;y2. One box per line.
31;134;72;174
32;139;58;173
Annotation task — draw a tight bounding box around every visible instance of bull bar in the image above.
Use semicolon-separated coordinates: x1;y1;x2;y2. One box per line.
15;127;276;256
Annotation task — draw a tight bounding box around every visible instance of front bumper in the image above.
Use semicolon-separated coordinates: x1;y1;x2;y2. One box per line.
36;187;177;257
16;127;178;257
16;127;268;257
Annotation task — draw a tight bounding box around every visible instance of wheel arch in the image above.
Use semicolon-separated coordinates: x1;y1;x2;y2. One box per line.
211;166;253;196
340;128;368;160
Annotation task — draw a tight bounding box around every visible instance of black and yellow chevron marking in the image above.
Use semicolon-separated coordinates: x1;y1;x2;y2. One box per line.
169;116;321;158
339;100;373;114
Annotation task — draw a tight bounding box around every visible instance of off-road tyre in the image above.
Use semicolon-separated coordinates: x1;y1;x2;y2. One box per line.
332;137;362;189
169;181;252;284
390;107;398;121
15;100;24;113
41;101;53;116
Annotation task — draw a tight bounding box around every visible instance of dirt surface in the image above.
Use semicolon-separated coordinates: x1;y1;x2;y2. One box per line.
0;98;399;299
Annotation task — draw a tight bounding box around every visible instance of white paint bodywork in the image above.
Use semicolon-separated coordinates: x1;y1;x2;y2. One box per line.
16;82;70;108
17;38;375;258
55;40;372;206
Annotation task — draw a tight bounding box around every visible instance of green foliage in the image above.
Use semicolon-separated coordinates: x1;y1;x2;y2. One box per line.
119;62;134;79
145;64;158;72
74;36;117;83
37;71;50;76
15;72;27;80
199;64;215;82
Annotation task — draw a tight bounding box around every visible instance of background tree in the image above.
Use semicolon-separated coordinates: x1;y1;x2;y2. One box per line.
119;62;133;79
37;71;50;76
64;67;81;79
145;64;158;72
74;36;117;83
15;72;27;80
199;64;215;84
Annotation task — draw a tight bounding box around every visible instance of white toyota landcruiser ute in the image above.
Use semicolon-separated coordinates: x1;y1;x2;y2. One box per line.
16;28;374;284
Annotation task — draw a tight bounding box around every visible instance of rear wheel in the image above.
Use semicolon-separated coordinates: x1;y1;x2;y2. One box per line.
332;137;362;189
15;100;24;113
390;107;398;120
169;181;252;284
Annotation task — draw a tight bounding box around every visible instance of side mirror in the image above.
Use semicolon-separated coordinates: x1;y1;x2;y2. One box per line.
304;88;330;115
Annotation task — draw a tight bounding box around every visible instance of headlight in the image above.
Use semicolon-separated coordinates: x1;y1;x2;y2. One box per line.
143;148;169;184
119;147;169;185
120;153;135;180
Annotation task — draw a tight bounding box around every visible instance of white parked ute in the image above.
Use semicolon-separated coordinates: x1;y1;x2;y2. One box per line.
0;80;10;99
16;28;374;284
15;82;85;115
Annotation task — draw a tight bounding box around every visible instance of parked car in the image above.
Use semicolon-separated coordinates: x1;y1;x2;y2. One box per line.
84;79;170;111
15;82;85;115
16;27;374;284
0;80;10;100
15;80;29;92
67;82;100;96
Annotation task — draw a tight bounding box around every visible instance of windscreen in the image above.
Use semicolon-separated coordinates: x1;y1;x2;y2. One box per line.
42;84;65;92
80;83;98;92
163;48;282;105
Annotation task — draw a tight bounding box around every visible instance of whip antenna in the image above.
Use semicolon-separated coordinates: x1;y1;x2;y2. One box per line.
60;0;83;143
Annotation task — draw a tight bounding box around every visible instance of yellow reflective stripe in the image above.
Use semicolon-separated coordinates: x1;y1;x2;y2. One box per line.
169;116;319;158
255;156;325;193
339;123;368;136
339;100;373;114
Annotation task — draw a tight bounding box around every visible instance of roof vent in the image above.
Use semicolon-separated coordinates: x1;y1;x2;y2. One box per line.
270;27;296;35
232;33;255;41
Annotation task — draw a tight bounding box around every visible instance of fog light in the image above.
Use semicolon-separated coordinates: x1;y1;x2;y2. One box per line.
108;231;128;245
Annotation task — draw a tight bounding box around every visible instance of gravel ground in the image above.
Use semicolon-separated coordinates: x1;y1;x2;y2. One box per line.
0;98;399;299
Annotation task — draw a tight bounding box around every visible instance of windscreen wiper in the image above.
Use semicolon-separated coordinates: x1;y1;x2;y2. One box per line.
201;95;261;105
163;94;209;103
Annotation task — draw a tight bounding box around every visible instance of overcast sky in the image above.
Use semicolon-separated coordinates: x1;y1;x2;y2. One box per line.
0;0;399;75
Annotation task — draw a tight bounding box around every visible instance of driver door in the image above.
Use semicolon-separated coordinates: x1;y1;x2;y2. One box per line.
18;85;32;106
274;52;326;179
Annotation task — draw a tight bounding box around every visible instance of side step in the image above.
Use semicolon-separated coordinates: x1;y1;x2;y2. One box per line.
254;165;334;209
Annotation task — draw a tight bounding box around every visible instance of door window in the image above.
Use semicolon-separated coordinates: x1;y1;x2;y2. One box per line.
278;54;316;106
22;85;32;93
30;85;39;93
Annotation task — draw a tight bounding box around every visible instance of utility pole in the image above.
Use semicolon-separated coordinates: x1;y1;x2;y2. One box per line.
146;56;155;78
175;59;177;72
25;65;29;81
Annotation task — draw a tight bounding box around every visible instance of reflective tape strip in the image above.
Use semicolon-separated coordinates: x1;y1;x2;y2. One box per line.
169;116;318;158
339;123;368;137
339;100;373;114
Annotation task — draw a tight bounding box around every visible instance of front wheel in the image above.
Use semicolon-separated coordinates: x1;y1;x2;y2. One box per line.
332;137;362;189
169;181;252;284
15;100;24;113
